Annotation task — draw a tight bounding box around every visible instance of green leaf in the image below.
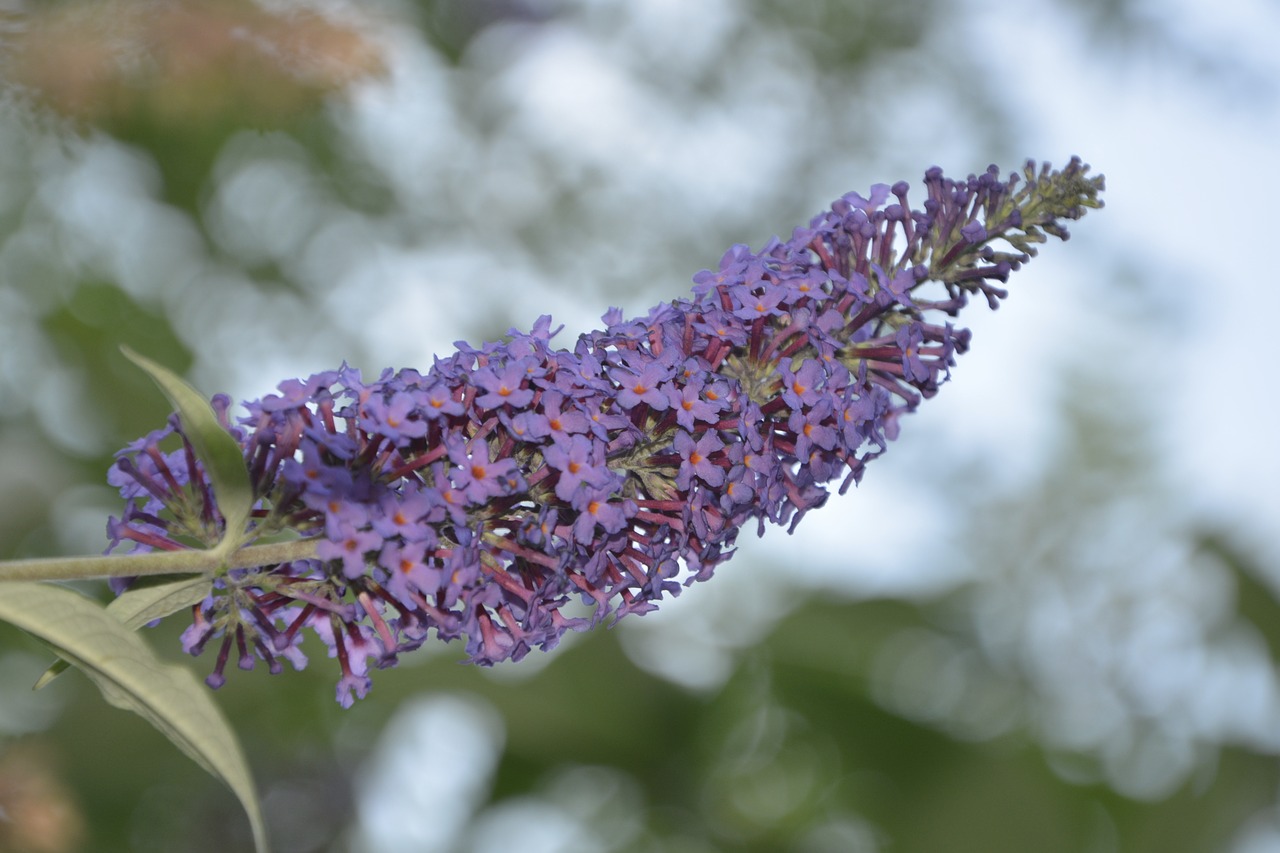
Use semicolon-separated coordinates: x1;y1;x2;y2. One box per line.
34;576;213;689
105;575;215;628
121;346;254;555
0;582;270;853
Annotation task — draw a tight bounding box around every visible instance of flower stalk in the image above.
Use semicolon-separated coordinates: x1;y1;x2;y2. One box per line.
0;540;320;583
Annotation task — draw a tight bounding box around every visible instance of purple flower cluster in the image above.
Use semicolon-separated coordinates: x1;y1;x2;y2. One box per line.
107;159;1103;705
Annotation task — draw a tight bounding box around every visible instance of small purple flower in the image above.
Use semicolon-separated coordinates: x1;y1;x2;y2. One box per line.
838;383;889;453
570;486;634;543
788;400;838;460
581;397;632;441
667;375;727;431
311;617;379;709
448;437;523;503
540;391;590;439
260;370;341;414
317;518;382;580
838;183;892;212
614;361;673;411
691;309;749;347
377;539;443;603
674;429;726;489
730;284;787;320
420;381;465;419
719;465;756;513
543;434;617;501
369;486;443;543
365;390;429;441
872;264;917;308
780;358;828;410
897;324;932;384
499;409;547;442
474;359;536;409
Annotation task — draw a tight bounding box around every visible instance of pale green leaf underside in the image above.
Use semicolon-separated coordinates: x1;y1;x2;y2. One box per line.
34;576;213;689
0;582;269;853
105;575;215;628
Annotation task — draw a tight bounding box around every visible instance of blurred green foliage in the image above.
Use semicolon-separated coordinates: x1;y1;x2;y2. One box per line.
7;561;1280;852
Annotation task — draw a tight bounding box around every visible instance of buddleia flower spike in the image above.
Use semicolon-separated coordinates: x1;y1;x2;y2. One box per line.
106;159;1103;705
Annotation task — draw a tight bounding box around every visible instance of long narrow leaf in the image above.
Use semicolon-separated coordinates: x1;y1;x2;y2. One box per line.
34;577;213;689
0;582;270;853
121;347;254;553
105;575;215;628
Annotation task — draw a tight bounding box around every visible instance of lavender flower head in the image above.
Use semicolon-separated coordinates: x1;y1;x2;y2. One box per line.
107;159;1103;705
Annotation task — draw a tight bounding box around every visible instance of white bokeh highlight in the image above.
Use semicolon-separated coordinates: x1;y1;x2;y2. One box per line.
355;693;506;853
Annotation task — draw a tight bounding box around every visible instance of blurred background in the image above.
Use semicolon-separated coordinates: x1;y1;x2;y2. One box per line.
1;0;1278;850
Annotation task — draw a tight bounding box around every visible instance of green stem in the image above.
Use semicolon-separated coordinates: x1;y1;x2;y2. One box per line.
0;540;321;583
